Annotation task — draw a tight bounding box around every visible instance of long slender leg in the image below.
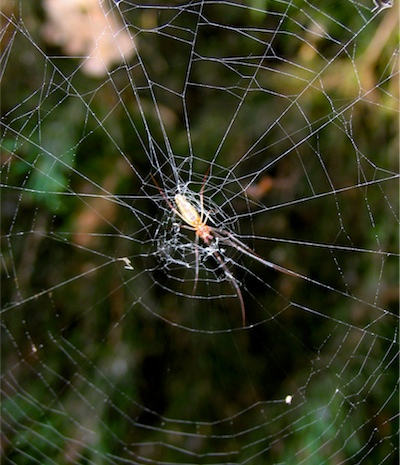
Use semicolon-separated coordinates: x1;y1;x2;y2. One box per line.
198;166;211;223
214;229;302;279
214;228;355;300
211;248;246;326
150;173;181;217
193;234;200;296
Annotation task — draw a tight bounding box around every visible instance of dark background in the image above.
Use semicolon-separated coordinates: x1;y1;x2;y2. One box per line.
1;1;398;463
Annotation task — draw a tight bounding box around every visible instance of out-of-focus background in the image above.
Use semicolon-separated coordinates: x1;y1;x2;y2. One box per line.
1;1;399;463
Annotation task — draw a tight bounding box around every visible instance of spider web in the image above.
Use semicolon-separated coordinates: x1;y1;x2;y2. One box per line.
1;0;399;463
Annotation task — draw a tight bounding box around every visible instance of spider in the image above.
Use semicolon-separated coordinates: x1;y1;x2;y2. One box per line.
152;175;299;326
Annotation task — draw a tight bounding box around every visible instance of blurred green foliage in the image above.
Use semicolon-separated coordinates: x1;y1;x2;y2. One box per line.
1;2;398;464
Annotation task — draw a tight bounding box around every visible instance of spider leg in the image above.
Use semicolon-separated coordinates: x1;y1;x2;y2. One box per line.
151;173;178;213
211;248;246;326
213;229;301;279
193;234;200;296
198;166;211;223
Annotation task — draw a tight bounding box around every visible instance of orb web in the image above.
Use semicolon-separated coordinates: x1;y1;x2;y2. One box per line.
1;1;398;463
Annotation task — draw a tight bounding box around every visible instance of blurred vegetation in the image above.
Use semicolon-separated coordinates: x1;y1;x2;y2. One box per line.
1;1;398;464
